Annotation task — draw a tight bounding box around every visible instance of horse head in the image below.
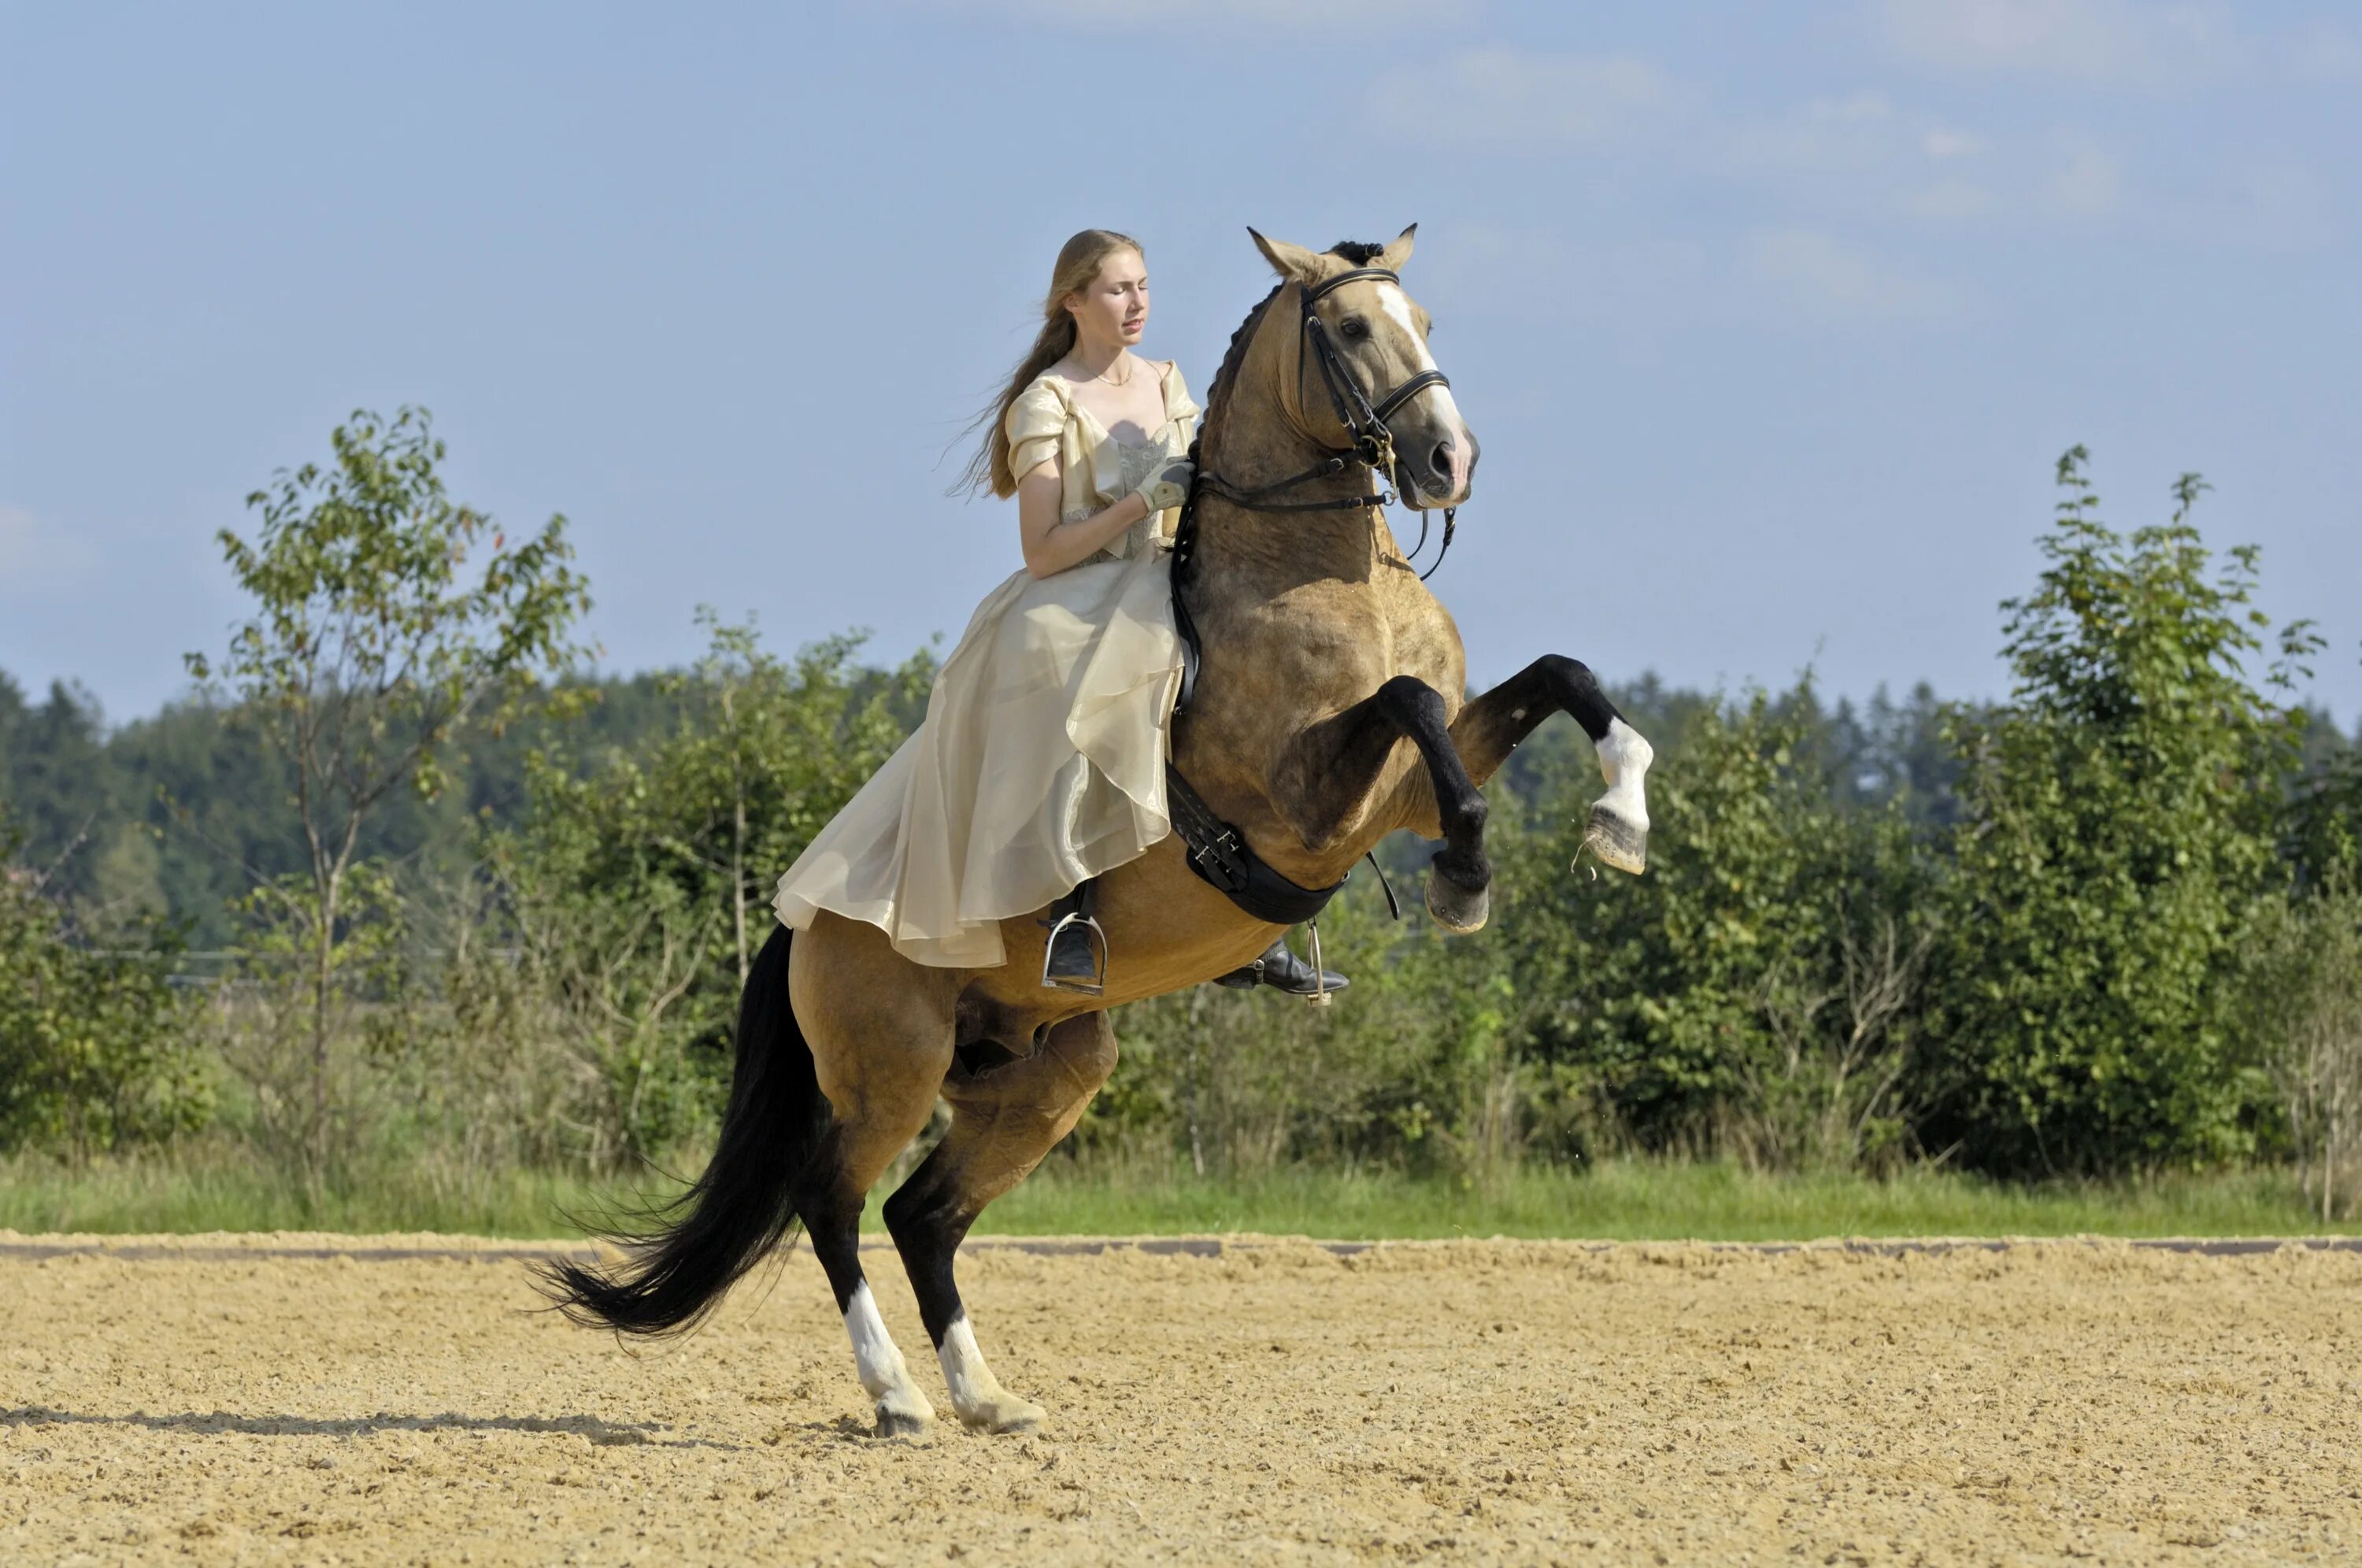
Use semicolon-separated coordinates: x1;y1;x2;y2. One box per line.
1246;224;1478;510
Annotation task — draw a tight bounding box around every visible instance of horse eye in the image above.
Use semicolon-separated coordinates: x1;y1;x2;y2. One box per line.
1340;316;1369;339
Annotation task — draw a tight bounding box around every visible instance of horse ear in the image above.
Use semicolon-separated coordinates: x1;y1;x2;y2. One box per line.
1376;224;1417;271
1249;227;1325;284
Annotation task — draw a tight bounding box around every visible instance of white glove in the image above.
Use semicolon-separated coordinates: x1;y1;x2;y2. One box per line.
1135;455;1195;514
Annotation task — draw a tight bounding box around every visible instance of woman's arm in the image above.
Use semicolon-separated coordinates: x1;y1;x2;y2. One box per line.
1016;457;1150;579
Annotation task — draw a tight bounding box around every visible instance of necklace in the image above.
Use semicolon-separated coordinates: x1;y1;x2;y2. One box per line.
1090;354;1134;387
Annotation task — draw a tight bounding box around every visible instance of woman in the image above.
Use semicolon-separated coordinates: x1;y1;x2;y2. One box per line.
772;229;1342;997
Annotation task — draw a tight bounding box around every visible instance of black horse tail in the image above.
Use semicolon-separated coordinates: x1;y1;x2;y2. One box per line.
539;924;827;1337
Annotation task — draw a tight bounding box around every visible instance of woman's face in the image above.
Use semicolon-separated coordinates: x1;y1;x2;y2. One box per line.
1065;249;1148;349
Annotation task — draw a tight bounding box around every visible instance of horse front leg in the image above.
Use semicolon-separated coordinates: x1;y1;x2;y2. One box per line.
1276;675;1493;933
1449;654;1653;872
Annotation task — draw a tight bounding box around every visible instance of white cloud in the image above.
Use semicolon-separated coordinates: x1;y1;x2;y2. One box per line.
1868;0;2245;87
2042;138;2125;219
1425;223;1713;327
1375;48;1689;150
1724;91;1989;182
1922;127;1982;160
1905;178;1997;220
1738;227;1967;324
1433;222;1969;333
1805;91;1897;124
0;505;98;592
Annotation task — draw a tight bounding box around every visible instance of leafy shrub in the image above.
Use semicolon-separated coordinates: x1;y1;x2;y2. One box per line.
1925;453;2317;1173
0;813;209;1156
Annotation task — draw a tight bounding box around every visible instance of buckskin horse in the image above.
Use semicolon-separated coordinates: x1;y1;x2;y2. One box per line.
546;226;1656;1435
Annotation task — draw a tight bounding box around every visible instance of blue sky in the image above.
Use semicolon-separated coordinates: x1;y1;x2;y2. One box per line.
5;0;2358;726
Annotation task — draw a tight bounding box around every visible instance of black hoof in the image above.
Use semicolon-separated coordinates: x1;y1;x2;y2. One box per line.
1426;869;1490;934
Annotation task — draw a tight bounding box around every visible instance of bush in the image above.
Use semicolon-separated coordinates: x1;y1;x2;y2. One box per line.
456;615;930;1164
1926;453;2317;1174
2242;882;2362;1220
0;814;209;1156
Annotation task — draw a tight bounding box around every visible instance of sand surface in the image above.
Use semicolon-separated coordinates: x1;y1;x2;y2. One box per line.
4;1233;2359;1565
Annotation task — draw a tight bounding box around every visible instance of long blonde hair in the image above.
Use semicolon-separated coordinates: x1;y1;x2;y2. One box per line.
956;228;1145;498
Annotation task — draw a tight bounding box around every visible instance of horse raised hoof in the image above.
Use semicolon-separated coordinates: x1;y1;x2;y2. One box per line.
1582;801;1649;875
1425;866;1490;934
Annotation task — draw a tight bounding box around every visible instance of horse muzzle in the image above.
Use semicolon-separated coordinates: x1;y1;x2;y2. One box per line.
1401;427;1479;510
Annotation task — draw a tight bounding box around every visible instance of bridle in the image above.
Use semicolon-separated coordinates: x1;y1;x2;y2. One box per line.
1174;267;1460;589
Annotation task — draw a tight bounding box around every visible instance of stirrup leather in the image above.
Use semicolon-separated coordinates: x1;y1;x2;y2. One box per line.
1040;910;1109;996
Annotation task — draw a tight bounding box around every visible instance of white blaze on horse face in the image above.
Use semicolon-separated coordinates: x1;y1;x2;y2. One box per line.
1375;283;1472;496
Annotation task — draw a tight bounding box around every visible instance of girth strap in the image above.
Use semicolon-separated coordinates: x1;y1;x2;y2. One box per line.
1164;764;1347;926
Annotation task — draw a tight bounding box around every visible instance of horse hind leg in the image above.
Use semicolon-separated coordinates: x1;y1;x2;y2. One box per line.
789;923;959;1436
883;1011;1119;1433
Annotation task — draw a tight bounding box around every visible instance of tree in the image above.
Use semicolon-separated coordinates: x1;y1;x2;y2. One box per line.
1929;449;2319;1174
1502;684;1934;1169
0;809;207;1156
468;614;928;1161
185;407;589;1173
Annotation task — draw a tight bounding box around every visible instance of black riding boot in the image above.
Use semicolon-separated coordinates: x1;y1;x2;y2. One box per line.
1040;877;1108;994
1212;934;1349;997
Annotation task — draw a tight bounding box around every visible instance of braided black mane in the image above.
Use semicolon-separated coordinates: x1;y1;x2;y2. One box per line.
1201;283;1283;429
1201;240;1386;428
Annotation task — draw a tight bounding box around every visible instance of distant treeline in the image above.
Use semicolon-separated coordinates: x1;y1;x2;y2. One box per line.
0;664;931;950
4;427;2360;1215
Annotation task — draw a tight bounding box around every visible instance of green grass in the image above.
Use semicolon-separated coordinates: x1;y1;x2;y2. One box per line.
0;1150;640;1239
973;1159;2360;1240
2;1148;2353;1241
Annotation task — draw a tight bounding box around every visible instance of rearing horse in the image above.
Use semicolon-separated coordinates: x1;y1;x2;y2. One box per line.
546;226;1655;1436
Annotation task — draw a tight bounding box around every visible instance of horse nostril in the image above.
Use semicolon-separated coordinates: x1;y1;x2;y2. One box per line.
1431;440;1457;479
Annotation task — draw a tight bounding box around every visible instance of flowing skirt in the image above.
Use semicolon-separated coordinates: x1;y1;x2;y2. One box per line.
771;548;1184;967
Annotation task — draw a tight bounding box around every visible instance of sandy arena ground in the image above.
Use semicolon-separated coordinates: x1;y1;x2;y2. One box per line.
2;1233;2360;1565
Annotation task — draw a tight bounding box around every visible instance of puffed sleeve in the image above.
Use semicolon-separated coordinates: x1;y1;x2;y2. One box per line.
1161;361;1200;434
1004;377;1068;483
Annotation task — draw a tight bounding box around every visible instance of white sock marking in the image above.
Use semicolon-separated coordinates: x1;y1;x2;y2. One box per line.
842;1282;910;1398
1596;718;1653;828
936;1316;998;1413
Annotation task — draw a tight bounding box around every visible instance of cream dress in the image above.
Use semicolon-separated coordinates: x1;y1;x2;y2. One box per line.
770;361;1199;967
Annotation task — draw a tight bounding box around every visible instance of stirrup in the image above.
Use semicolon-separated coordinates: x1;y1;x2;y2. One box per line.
1040;910;1109;996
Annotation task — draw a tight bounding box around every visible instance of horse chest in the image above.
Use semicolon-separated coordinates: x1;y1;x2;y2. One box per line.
1227;576;1465;695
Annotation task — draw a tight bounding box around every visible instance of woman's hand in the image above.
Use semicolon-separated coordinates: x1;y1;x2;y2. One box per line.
1131;427;1195;513
1135;455;1194;515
